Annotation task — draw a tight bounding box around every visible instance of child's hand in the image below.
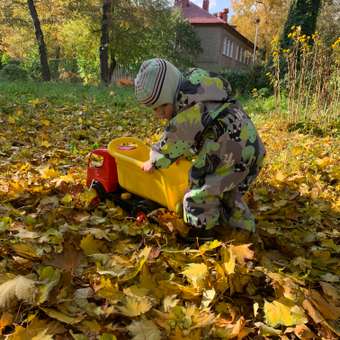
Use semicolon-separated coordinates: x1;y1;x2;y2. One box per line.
142;160;154;172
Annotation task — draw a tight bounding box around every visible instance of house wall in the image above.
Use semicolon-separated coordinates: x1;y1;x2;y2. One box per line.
192;25;223;72
192;25;253;72
219;28;253;71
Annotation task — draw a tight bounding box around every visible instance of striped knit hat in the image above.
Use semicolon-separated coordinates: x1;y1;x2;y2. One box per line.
135;59;182;109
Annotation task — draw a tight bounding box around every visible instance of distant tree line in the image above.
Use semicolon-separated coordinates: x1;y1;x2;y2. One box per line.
0;0;201;85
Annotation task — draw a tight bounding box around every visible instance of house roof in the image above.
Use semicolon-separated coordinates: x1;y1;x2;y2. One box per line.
181;2;225;24
177;1;254;49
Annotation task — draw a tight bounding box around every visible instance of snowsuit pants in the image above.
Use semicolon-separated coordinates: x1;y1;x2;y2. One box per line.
183;135;265;232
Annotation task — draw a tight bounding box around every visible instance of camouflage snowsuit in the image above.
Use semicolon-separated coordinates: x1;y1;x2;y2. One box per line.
150;69;266;232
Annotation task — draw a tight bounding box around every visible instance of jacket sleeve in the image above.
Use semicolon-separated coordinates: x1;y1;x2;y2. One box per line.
150;104;204;169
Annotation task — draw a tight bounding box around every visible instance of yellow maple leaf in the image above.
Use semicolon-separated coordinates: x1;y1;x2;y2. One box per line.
80;234;104;255
221;247;236;275
264;298;307;327
79;188;98;207
39;166;59;179
197;240;222;256
181;263;208;289
230;244;255;265
118;296;152;317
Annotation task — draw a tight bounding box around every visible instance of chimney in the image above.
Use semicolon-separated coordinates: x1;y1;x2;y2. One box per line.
202;0;209;11
220;8;229;22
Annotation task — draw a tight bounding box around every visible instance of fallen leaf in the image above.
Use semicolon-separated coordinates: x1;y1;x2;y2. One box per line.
127;319;161;340
305;289;340;320
44;241;84;274
181;263;208;289
0;312;13;334
163;295;180;312
197;240;222;256
254;322;282;336
0;276;36;309
40;308;84;325
118;296;152;317
98;334;117;340
37;266;61;304
221;247;236;275
9;317;63;340
293;324;316;339
264;298;307;327
302;299;324;324
80;234;104;255
230;244;255;265
200;288;215;308
320;282;339;303
320;273;339;283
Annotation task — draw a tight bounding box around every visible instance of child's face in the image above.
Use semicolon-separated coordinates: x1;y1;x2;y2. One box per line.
154;104;174;120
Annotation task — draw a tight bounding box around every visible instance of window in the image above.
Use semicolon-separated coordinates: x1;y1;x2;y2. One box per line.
229;41;234;58
239;47;244;62
223;38;235;57
223;38;229;56
245;50;252;64
235;45;239;61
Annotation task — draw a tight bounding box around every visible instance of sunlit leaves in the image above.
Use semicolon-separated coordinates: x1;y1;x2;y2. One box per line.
264;298;307;327
118;296;153;317
0;276;36;309
40;308;84;325
37;267;61;304
181;263;208;289
0;84;339;339
127;319;161;340
80;234;104;256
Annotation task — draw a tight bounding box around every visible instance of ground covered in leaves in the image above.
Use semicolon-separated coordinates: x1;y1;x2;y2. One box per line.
0;81;339;339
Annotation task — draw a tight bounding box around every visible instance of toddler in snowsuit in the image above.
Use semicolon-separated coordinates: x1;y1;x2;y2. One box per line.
135;58;265;233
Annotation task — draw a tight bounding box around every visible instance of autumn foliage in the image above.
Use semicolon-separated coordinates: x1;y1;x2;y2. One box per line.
0;83;339;339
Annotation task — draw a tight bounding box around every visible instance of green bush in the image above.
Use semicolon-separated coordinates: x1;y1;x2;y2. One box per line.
0;64;29;81
222;64;270;96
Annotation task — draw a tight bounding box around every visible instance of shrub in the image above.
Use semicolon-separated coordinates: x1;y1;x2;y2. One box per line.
0;64;29;81
270;27;339;131
59;70;81;83
222;64;271;96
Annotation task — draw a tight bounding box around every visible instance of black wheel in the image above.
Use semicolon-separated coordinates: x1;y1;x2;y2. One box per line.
90;180;107;201
135;199;160;214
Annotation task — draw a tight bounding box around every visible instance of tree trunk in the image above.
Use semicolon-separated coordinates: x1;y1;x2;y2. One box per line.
27;0;51;81
100;0;114;85
281;0;322;49
108;55;116;83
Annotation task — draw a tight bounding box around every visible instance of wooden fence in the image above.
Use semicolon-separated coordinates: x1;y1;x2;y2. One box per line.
111;65;136;82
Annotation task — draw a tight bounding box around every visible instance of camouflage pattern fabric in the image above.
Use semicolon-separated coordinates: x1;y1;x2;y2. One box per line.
150;68;266;232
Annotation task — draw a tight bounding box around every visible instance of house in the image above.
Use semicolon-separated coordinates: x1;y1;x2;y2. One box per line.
175;0;254;71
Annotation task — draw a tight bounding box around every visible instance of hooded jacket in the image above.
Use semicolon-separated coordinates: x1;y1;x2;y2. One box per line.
150;68;266;192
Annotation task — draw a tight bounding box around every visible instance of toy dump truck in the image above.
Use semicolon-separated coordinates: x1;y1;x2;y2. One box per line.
86;137;191;215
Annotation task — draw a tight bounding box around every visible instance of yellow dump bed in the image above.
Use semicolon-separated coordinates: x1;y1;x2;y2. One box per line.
108;137;191;212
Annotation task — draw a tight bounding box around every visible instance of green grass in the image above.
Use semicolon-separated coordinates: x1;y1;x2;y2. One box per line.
0;80;135;110
1;80;338;136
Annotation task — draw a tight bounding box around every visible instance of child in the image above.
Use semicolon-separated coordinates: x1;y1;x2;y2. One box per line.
135;58;265;237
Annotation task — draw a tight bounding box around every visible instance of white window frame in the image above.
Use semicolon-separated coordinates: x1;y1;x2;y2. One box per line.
223;38;232;57
229;41;234;58
223;38;227;56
